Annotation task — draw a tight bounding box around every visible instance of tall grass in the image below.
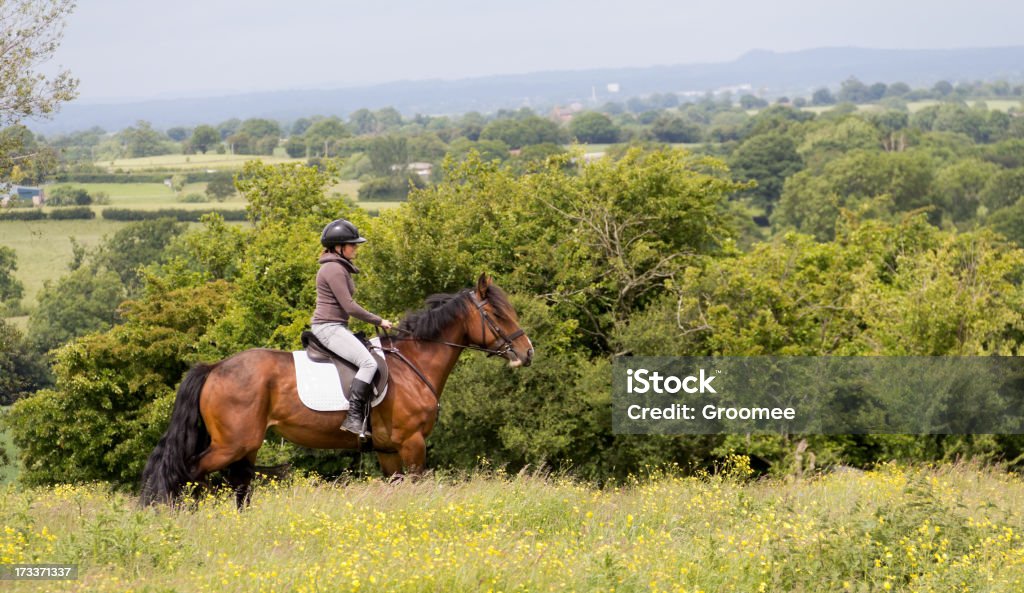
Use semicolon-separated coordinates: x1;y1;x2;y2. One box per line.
1;462;1022;592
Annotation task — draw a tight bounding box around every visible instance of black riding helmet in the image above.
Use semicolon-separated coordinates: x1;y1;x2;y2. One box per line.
321;219;367;248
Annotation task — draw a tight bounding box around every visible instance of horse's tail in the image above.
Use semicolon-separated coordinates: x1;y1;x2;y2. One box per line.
139;362;216;505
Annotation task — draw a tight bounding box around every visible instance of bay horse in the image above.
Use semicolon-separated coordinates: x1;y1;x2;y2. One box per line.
140;275;533;506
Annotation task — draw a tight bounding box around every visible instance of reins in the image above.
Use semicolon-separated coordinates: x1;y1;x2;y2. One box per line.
374;290;525;401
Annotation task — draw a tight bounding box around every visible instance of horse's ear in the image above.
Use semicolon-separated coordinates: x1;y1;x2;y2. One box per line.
476;274;492;299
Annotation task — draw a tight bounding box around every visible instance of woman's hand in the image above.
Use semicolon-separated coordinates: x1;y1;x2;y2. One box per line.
380;319;393;331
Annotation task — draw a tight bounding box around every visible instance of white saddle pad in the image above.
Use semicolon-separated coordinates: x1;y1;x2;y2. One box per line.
292;338;388;411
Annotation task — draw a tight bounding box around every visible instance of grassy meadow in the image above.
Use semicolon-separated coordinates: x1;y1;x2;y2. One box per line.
1;218;130;310
0;463;1022;592
101;153;304;172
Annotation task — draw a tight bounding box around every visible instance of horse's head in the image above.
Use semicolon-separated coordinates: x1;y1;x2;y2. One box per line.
466;275;534;368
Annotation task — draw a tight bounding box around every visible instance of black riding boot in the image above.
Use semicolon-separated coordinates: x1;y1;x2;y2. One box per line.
340;378;373;437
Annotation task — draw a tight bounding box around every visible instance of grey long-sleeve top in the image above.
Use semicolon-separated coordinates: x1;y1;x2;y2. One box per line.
310;253;383;326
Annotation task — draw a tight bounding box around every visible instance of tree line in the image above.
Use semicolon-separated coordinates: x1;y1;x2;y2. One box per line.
4;140;1024;484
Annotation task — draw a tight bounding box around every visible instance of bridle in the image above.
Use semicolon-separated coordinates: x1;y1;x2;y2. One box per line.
389;290;525;357
378;290;527;400
467;291;526;358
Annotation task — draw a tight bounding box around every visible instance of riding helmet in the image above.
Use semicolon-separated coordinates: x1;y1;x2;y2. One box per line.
320;219;367;247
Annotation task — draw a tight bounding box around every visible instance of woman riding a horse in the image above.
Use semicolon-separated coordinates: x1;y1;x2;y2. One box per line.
312;219;393;437
140;224;534;506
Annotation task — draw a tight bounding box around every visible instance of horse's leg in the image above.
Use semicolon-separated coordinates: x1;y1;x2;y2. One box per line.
376;450;404;480
398;432;427;476
225;452;258;509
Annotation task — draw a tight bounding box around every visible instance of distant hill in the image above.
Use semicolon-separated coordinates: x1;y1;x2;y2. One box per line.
31;46;1024;135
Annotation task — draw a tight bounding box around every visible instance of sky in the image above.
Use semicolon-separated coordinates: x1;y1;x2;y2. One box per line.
46;0;1024;102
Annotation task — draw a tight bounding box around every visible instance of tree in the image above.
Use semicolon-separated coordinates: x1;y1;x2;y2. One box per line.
729;132;803;208
239;118;281;141
568;111;620;143
226;131;254;155
981;169;1024;212
188;125;221;154
166;126;190;142
290;117;312;136
0;246;24;315
367;135;408;176
0;1;77;185
122;120;171;157
375;107;403;131
93;218;187;295
935;159;1000;222
0;320;48;405
303;117;351;157
739;94;769;109
349;109;378;135
205;171;236;201
811;87;835;106
933;80;954;97
775;150;935;240
480;116;564;149
28;266;123;353
838;77;870;103
0;0;77;127
651;113;702;143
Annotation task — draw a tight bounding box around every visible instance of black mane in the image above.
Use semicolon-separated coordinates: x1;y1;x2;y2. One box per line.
398;284;515;340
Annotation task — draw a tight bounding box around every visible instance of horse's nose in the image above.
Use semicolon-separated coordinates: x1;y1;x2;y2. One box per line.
524;347;534;367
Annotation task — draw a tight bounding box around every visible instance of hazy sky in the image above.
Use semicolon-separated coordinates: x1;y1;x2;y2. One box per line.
49;0;1024;102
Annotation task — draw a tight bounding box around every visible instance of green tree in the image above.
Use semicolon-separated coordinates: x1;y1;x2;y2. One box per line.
226;131;254;155
568;111;620;143
121;120;171;157
93;218;187;295
837;77;870;103
651;114;702;143
739;94;769;109
5;280;235;485
166;126;190;142
935;159;1000;222
812;88;835;106
374;107;403;131
303;117;351;157
0;0;77;179
27;266;123;353
775;150;935;240
349;108;377;135
981;169;1024;212
217;118;241;140
480;116;564;149
283;136;306;158
188;124;221;154
729;131;803;208
239;118;282;141
0;246;24;315
367;135;408;176
797;116;881;167
0;320;49;405
205;171;236;201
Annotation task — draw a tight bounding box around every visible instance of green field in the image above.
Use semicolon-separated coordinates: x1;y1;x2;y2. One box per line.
801;99;1022;115
101;153;304;172
0;464;1022;592
1;218;130;311
45;182;248;211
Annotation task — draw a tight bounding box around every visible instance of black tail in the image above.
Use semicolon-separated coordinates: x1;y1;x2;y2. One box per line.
139;363;215;505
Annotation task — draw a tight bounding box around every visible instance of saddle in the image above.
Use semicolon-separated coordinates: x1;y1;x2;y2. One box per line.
300;330;390;400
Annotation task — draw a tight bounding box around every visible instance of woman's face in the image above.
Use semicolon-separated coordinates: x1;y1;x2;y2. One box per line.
341;243;359;259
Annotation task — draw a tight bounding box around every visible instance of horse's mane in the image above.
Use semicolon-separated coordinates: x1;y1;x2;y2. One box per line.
399;284;515;340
